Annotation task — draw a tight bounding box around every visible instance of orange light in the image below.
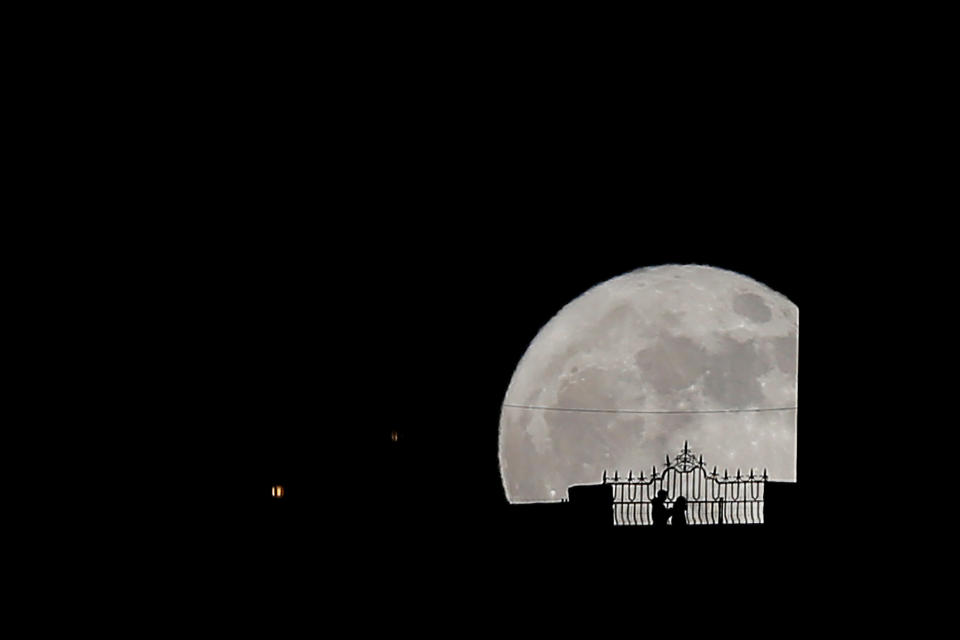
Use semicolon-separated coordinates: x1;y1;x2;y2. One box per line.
391;430;398;442
271;485;284;498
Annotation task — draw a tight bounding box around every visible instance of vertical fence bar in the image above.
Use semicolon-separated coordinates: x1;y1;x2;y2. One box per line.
610;482;618;526
614;484;621;525
730;476;742;524
696;469;703;525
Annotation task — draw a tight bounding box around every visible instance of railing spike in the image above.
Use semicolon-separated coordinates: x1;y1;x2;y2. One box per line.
628;470;633;481
603;470;607;483
684;440;689;454
763;468;768;480
639;470;645;480
614;470;619;482
736;468;741;479
712;465;717;476
665;454;671;465
724;469;729;479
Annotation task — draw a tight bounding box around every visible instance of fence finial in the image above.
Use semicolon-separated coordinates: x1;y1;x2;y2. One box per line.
683;440;689;454
763;468;768;480
603;469;607;483
639;470;645;480
736;468;742;480
724;468;729;479
665;453;671;466
614;470;619;482
712;465;717;476
628;470;633;481
749;468;755;479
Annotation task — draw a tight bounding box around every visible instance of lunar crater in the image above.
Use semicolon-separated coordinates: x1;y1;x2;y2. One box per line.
733;292;773;323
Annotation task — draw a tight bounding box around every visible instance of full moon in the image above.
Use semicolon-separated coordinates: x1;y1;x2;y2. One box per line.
499;264;798;503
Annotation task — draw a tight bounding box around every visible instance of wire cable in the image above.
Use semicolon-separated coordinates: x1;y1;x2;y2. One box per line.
501;404;797;415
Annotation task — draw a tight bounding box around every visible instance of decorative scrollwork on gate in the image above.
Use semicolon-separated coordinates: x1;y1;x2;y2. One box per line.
602;441;767;526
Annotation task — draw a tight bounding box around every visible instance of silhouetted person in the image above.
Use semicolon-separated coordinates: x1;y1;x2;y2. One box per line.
651;489;671;527
672;496;688;526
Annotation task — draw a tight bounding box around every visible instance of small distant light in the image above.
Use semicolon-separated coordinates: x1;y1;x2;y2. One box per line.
391;430;399;442
271;485;284;498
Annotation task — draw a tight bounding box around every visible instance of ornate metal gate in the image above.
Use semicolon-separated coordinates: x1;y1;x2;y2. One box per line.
602;442;766;525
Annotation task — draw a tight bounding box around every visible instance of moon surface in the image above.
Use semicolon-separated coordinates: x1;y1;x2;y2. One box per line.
498;264;798;503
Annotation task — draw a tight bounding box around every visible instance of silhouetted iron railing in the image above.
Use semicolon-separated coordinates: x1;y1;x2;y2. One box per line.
602;441;766;525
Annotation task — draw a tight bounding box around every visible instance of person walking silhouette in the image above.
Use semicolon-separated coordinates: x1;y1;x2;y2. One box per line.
672;496;688;526
652;489;671;527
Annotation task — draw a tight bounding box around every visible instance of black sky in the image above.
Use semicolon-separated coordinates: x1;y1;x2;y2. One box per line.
40;23;927;609
184;211;818;530
134;73;853;554
128;111;873;598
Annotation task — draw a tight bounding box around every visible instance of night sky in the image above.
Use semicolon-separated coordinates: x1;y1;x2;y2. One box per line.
136;93;858;571
152;171;869;604
185;212;819;538
50;29;914;611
